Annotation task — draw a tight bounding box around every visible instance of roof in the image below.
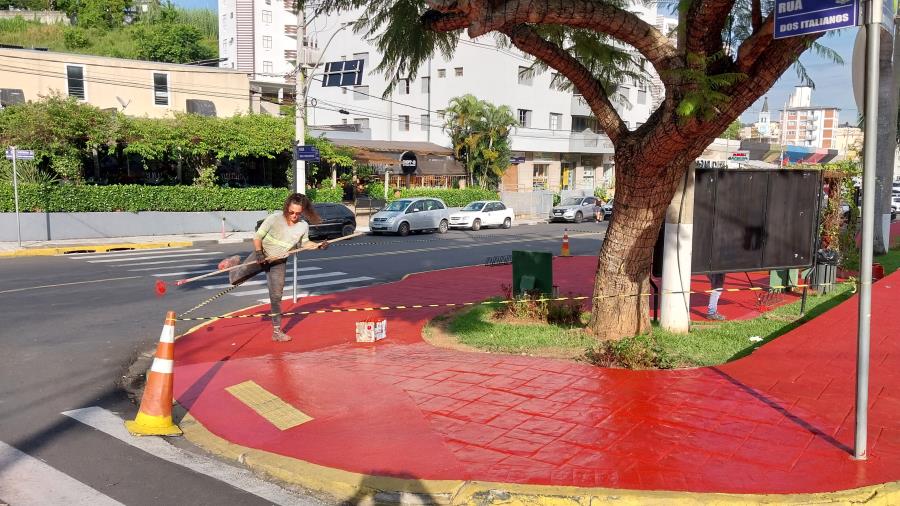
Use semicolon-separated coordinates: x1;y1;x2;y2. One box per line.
329;139;455;155
0;47;248;75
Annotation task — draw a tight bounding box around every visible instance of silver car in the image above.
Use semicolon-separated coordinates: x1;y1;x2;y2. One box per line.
370;197;451;236
549;196;602;223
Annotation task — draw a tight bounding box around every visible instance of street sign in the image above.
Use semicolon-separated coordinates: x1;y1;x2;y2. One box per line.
510;156;526;165
5;148;35;160
294;145;320;162
773;0;860;39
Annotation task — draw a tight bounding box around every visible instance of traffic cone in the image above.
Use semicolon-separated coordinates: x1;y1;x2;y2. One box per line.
125;311;182;436
561;229;570;257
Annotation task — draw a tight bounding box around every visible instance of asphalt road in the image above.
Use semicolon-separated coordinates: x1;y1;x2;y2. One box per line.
0;221;606;505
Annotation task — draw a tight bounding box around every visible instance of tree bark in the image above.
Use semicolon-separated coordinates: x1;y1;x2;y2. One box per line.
588;155;687;340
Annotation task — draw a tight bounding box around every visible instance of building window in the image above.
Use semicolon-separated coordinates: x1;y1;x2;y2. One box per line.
399;115;410;131
398;78;410;95
517;66;533;85
421;76;430;93
262;35;272;49
261;10;271;23
265;0;270;4
637;88;647;105
342;118;348;125
533;164;549;189
153;72;169;106
354;117;369;129
437;68;446;78
454;67;463;77
353;85;369;100
229;11;233;18
571;115;599;133
421;114;429;131
352;52;369;70
66;65;85;100
549;113;562;130
517;108;531;128
262;61;273;74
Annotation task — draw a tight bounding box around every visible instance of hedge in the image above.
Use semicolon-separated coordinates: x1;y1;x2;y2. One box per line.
365;183;499;208
0;184;344;213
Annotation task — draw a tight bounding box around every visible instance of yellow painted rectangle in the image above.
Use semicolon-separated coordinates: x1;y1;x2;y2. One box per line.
225;380;312;430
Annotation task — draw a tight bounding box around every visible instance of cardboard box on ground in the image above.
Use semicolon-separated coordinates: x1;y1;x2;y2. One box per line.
355;319;387;343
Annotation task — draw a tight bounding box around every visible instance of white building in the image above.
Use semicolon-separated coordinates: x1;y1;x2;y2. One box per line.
219;3;668;191
778;86;840;149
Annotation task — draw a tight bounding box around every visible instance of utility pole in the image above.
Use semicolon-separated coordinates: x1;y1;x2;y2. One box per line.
294;6;306;194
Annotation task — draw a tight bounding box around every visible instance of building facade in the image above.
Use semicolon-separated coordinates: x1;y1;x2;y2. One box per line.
221;4;672;192
778;86;839;149
0;48;252;117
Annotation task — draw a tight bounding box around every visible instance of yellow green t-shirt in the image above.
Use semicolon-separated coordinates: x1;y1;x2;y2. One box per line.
256;212;309;257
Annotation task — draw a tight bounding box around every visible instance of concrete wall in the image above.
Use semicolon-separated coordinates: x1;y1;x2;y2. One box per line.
0;10;69;24
0;48;251;118
500;191;554;218
0;211;269;241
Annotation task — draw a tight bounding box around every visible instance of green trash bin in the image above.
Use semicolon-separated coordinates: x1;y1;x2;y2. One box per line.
512;250;553;296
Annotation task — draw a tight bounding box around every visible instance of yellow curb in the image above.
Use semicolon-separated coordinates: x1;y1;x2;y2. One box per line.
0;241;193;258
179;412;900;505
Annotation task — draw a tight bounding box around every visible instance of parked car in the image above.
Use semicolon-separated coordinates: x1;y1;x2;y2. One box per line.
449;201;514;230
255;203;356;240
549;196;602;223
369;197;451;236
602;199;613;220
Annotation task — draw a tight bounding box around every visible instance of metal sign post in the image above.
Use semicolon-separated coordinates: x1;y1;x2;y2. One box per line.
4;146;33;247
854;0;883;461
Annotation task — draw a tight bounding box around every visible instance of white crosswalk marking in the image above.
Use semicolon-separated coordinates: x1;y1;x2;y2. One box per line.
108;256;225;267
234;276;374;297
70;248;203;259
0;440;124;505
87;252;222;263
128;263;219;272
203;271;345;289
65;246;189;256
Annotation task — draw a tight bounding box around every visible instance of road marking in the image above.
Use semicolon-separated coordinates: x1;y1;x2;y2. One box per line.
203;271;346;289
0;440;124;505
65;246;189;256
87;252;223;263
110;256;226;267
154;270;227;277
0;276;142;295
61;407;319;506
225;381;313;430
127;263;220;272
232;276;374;296
71;248;201;259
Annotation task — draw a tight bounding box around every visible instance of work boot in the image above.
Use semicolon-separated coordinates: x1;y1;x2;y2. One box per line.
272;328;292;342
218;255;241;271
705;312;727;321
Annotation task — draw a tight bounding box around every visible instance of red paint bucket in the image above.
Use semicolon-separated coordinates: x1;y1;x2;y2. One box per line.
873;263;885;282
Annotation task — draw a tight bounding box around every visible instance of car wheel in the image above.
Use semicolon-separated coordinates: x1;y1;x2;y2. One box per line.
341;223;355;237
398;222;410;236
471;219;481;231
574;212;583;223
438;219;449;234
502;217;512;229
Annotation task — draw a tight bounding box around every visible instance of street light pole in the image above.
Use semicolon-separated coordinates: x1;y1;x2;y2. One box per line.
294;8;307;195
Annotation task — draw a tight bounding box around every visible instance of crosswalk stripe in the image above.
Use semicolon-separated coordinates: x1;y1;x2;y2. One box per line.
231;276;374;296
65;246;189;257
70;248;201;259
203;271;346;289
128;263;219;272
107;255;225;267
87;252;222;263
0;440;125;505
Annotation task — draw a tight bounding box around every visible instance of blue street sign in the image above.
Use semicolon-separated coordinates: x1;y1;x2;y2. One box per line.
294;145;320;162
5;148;35;160
773;0;859;39
510;156;525;165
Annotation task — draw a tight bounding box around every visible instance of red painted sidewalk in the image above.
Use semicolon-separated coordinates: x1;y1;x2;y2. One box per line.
174;257;900;495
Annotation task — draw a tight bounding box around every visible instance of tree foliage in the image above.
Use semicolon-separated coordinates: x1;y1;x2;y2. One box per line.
722;119;741;140
443;95;517;188
135;22;214;63
74;0;129;29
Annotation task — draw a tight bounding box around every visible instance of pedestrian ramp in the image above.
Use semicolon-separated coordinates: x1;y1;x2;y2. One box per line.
66;246;376;299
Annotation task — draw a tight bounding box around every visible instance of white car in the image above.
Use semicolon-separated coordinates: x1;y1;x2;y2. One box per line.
449;201;514;230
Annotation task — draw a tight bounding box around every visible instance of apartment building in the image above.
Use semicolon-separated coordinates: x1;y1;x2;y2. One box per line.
227;5;670;192
0;48;252;117
778;86;840;149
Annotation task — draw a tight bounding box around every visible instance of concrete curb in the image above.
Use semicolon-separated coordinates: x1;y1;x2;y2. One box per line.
179;412;900;505
0;241;194;258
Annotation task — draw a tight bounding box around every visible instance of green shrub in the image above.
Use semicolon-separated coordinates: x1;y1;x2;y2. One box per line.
63;27;91;49
366;185;498;207
583;334;678;370
311;186;344;203
192;165;219;188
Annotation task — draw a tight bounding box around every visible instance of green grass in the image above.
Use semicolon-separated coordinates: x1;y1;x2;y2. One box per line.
444;246;900;368
448;305;595;354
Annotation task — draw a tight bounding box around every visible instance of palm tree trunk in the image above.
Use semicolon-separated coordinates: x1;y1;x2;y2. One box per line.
588;156;686;340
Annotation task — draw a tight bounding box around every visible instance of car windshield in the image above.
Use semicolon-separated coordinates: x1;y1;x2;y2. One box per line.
560;198;583;206
462;202;485;211
384;200;412;212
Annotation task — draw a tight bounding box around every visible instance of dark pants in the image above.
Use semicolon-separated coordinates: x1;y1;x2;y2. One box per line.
229;251;288;329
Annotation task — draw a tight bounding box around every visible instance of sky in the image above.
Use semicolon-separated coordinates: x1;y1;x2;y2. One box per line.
171;0;861;125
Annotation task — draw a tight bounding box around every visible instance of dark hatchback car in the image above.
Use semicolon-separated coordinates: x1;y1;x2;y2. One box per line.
256;203;356;240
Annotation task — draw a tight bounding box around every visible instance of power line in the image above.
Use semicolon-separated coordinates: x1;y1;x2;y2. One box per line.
0;51;246;74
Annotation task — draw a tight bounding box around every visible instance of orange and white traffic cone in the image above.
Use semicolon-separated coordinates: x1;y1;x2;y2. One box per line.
125;311;182;436
561;229;570;257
